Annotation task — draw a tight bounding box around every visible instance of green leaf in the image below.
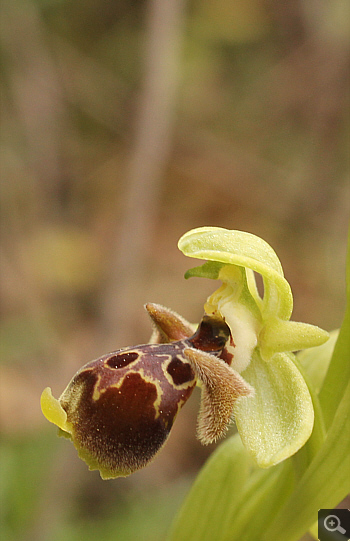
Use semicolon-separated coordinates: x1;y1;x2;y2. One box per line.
262;378;350;541
167;435;252;541
233;350;314;467
318;230;350;428
221;460;294;541
297;329;339;394
168;437;295;541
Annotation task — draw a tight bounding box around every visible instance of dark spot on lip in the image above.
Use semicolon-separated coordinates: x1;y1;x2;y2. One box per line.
167;357;194;385
107;352;139;369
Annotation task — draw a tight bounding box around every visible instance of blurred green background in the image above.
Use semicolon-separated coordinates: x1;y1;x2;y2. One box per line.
1;0;349;540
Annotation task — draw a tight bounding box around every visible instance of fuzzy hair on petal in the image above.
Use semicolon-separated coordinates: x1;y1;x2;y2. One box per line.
184;348;254;444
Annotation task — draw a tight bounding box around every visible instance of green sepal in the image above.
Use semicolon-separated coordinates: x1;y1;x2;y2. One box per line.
178;227;293;320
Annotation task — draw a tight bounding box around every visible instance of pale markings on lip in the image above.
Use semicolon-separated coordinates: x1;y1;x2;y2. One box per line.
48;307;242;478
174;396;188;421
152;375;164;420
92;374;103;401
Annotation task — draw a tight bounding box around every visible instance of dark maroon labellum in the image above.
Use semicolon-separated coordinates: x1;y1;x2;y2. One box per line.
55;307;237;478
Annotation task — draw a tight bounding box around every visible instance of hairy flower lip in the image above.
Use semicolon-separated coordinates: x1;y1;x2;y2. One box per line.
41;305;253;478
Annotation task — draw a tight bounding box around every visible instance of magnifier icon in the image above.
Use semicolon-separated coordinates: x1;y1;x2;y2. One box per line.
324;514;346;534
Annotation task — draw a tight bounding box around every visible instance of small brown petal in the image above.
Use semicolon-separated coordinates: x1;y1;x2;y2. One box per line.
145;303;195;343
184;347;254;444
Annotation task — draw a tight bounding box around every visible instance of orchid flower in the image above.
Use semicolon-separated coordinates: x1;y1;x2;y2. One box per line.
41;226;329;479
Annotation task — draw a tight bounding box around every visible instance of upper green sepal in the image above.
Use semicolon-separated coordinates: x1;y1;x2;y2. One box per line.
178;226;293;320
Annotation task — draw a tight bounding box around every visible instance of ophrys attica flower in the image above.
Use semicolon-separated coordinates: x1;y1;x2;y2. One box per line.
41;226;329;478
